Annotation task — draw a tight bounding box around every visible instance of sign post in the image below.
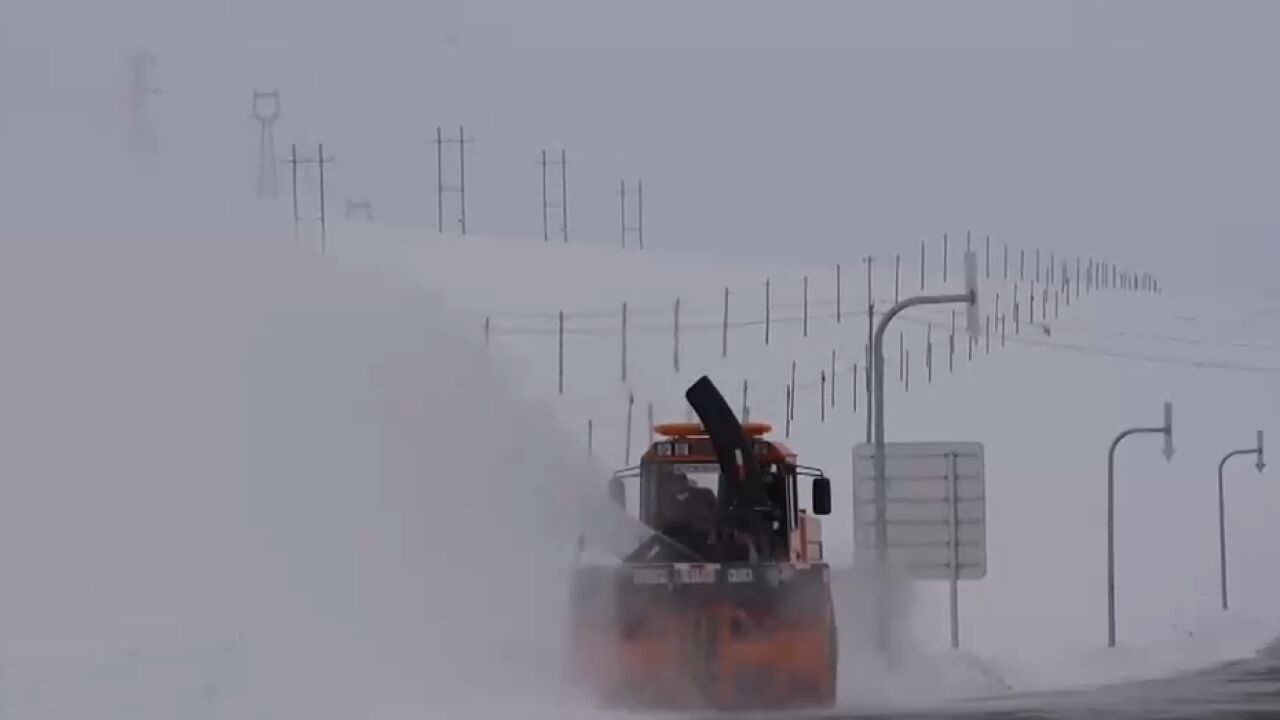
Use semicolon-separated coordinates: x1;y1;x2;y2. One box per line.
1106;402;1173;648
853;441;986;650
1216;431;1266;611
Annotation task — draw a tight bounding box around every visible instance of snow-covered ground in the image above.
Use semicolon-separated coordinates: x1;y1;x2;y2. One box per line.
2;150;1278;715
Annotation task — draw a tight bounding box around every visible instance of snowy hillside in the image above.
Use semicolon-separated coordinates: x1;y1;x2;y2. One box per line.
329;223;1280;703
2;148;1276;714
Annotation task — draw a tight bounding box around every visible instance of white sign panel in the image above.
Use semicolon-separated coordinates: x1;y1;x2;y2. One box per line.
852;441;987;580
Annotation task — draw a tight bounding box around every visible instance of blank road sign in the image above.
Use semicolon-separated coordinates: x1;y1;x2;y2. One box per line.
853;441;988;580
853;498;984;525
857;520;985;547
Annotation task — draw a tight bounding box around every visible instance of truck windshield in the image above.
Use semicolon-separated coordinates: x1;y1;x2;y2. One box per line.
654;462;721;497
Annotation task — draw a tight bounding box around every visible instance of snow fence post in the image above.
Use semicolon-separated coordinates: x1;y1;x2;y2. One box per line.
820;370;826;423
803;276;809;337
836;263;843;324
672;298;681;374
624;393;635;465
764;278;771;346
722;287;730;357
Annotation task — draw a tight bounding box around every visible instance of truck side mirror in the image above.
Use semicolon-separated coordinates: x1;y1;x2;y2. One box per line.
812;476;832;516
608;476;626;509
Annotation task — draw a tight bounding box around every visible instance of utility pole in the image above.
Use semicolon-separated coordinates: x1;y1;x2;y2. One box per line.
252;90;281;199
621;179;644;249
943;232;949;283
432;125;473;234
920;239;926;291
280;143;335;253
539;149;568;243
316;141;332;253
894;254;901;303
316;143;333;254
128;51;161;155
286;144;300;240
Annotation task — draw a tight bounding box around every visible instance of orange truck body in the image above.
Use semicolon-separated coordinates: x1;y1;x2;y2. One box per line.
568;419;837;710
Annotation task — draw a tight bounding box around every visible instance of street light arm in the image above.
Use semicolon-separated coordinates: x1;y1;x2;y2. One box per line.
872;290;974;441
1220;448;1259;472
1107;425;1168;468
872;291;973;354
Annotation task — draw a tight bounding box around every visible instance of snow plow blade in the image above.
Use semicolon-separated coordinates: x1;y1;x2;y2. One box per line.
569;561;836;711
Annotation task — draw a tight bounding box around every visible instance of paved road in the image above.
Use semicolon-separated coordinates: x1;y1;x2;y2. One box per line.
832;640;1280;719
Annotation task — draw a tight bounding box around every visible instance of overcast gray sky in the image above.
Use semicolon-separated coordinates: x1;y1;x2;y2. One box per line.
5;0;1277;294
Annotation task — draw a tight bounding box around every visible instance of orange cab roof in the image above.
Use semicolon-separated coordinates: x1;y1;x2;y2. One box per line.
653;421;773;438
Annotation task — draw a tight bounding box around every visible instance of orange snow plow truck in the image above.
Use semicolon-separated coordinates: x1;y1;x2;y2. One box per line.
568;375;837;711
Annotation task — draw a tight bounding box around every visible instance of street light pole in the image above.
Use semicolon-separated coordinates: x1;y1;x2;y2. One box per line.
1217;431;1265;611
1106;402;1173;648
870;250;979;658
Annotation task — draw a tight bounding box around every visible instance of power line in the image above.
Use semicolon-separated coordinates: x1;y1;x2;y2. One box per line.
893;314;1280;375
484;296;1280;376
1013;335;1280;375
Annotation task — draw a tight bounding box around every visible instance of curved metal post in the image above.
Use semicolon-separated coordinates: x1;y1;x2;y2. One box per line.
866;250;979;661
869;289;971;660
1106;405;1173;648
1217;434;1265;611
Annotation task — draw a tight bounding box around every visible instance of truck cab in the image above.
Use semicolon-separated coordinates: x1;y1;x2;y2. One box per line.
609;421;832;564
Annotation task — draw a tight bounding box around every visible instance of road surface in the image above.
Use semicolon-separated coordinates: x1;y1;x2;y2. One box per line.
829;639;1280;719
